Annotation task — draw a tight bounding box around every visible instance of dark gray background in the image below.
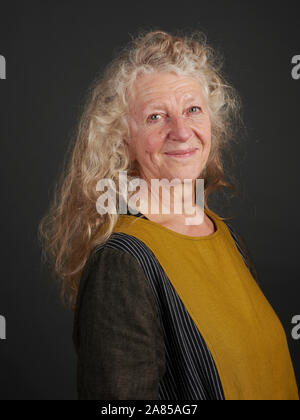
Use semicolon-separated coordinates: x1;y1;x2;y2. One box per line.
0;0;299;399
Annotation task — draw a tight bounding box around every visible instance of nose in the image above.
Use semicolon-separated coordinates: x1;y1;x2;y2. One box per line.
168;115;193;142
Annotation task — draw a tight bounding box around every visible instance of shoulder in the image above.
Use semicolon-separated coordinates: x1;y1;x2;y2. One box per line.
76;239;154;308
73;235;160;342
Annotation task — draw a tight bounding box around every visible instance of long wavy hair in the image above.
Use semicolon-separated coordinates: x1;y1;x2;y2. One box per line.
38;29;244;310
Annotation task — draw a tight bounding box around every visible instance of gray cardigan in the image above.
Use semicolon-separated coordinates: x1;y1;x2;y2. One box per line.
72;246;166;399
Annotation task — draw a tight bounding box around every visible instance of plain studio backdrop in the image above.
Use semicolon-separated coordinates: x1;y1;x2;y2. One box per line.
0;0;299;400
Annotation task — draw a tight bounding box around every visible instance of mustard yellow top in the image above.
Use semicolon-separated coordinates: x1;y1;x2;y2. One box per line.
112;207;299;400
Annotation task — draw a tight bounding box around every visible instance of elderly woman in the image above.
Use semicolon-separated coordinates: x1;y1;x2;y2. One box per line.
39;30;299;400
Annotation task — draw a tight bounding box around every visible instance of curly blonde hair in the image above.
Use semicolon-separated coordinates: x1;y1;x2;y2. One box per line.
38;29;243;310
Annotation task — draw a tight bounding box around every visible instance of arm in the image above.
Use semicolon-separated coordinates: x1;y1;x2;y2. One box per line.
73;246;165;400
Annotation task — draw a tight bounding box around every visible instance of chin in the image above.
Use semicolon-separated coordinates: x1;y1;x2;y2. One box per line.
177;168;203;179
162;172;201;183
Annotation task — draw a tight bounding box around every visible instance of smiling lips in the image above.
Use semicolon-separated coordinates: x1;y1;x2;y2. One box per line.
165;148;197;157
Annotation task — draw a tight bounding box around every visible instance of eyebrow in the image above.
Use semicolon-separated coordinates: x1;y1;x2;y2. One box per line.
142;95;203;113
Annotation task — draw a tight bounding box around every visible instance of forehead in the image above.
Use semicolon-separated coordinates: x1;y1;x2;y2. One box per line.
128;72;206;109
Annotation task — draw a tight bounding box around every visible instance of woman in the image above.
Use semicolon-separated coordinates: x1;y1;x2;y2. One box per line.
39;29;299;400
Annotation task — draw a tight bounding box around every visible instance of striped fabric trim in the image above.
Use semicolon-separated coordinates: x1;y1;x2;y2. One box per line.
226;222;246;260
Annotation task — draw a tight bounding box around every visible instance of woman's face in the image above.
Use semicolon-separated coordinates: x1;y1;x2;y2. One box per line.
126;71;212;183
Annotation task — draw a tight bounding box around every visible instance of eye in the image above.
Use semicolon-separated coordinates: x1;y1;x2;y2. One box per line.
188;106;201;113
148;113;162;122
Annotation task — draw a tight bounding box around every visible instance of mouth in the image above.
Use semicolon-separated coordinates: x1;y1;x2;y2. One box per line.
164;148;197;158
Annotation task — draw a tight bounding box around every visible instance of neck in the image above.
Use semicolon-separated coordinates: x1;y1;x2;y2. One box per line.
128;177;206;227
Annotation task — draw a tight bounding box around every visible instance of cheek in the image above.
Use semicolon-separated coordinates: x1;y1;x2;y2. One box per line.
198;118;212;142
206;123;212;141
205;115;212;136
139;130;165;154
192;120;211;145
